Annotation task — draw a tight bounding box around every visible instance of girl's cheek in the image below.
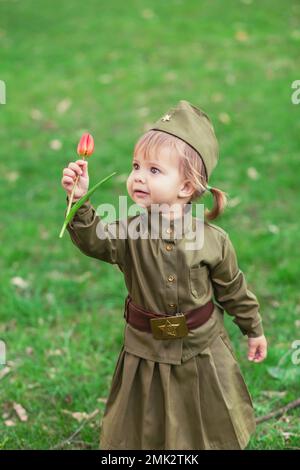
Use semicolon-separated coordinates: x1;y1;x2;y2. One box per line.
152;174;164;185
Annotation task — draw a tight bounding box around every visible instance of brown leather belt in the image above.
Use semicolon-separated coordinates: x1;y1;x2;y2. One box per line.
123;295;215;340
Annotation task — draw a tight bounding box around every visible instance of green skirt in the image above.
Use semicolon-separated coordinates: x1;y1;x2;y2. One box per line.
99;330;256;450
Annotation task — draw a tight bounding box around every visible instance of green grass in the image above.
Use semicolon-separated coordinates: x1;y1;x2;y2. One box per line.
0;0;300;450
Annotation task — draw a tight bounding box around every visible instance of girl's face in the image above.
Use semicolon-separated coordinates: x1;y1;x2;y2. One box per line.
126;145;193;212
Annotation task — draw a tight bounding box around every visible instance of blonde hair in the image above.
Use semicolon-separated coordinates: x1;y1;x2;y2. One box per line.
133;130;228;220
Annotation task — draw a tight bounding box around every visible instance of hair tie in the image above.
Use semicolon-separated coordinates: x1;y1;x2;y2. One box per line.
206;184;213;193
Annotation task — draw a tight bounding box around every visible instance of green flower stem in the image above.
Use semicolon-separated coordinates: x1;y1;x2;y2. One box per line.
59;171;117;238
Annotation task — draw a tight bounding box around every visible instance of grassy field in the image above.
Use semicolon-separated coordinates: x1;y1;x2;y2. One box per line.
0;0;300;450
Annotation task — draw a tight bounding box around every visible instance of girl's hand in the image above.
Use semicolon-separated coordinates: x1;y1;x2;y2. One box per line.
61;159;89;201
247;334;268;363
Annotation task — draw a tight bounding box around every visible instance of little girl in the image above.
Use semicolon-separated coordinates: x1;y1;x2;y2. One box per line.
61;100;267;450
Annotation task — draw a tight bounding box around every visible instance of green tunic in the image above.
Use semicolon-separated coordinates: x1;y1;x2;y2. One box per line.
65;197;264;450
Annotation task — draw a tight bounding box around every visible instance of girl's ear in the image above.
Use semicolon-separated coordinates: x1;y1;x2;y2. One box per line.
178;180;194;199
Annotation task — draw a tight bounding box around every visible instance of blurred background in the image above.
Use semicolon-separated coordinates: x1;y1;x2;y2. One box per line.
0;0;299;449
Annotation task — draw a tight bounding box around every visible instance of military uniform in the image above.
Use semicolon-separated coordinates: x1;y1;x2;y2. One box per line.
64;100;264;450
65;197;263;450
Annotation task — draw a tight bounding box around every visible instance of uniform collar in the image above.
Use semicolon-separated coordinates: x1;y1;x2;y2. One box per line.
139;202;194;240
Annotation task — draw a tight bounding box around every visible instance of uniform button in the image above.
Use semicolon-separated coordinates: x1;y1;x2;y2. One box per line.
166;228;173;234
168;303;176;308
168;275;175;282
166;244;173;251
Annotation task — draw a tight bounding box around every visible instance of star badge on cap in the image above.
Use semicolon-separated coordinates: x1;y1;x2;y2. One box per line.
161;113;171;122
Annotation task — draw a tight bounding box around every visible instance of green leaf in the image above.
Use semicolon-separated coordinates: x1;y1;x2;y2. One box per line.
59;171;117;238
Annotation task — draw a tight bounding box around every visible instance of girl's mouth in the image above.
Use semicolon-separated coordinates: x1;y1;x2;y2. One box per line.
134;190;149;197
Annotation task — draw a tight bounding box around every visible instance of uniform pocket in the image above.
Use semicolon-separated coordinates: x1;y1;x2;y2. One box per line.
189;265;208;299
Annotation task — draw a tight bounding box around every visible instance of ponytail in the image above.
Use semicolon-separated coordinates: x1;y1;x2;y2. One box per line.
204;186;228;221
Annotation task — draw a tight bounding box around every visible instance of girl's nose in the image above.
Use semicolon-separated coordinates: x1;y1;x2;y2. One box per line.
134;173;146;183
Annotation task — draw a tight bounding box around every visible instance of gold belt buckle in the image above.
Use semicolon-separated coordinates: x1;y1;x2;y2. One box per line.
150;313;188;340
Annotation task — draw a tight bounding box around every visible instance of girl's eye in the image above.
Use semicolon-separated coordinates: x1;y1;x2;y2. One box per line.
132;163;160;174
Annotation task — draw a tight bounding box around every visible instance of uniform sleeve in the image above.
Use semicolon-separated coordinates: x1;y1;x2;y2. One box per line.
210;233;264;338
65;196;127;270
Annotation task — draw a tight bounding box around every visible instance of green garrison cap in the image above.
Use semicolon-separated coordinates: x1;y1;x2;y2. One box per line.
149;100;219;182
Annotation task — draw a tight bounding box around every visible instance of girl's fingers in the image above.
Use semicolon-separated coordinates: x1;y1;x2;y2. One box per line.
63;176;75;185
252;345;267;363
254;354;264;363
62;161;87;192
76;160;88;177
248;343;257;361
64;168;76;178
68;162;83;175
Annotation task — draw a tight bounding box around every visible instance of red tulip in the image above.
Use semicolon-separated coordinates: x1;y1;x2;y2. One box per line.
77;133;94;157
